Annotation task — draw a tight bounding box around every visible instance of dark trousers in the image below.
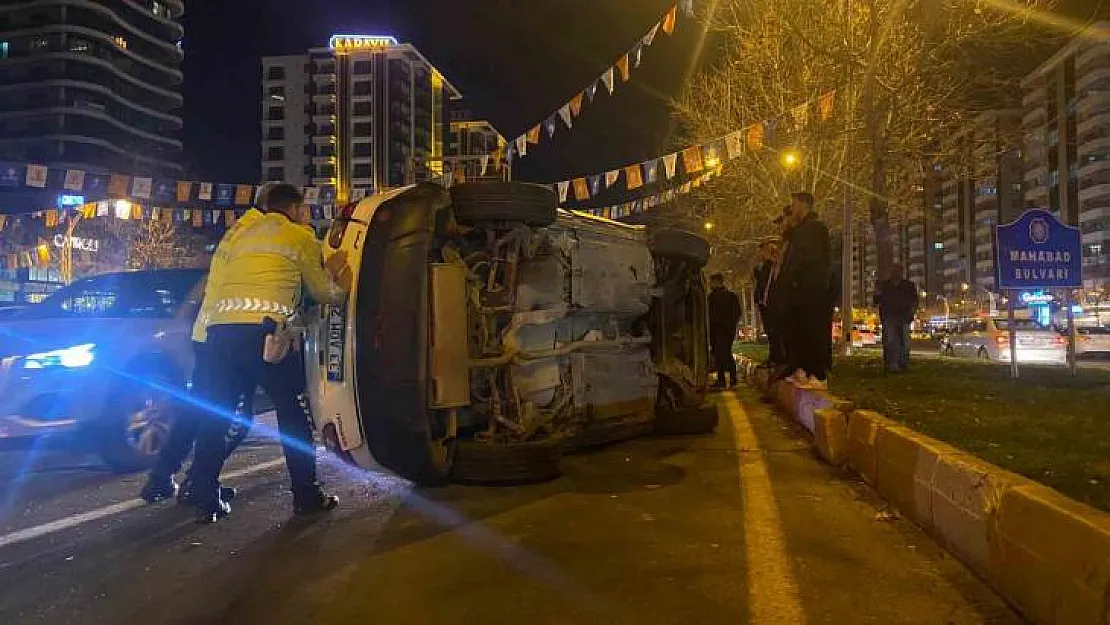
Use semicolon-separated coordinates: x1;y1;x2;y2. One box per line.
711;332;737;386
190;324;318;508
785;304;831;380
149;341;253;482
881;317;911;371
759;305;787;365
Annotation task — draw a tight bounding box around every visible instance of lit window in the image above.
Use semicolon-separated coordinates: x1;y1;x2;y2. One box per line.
112;36;128;50
0;41;8;59
30;37;49;51
69;38;91;53
151;1;171;18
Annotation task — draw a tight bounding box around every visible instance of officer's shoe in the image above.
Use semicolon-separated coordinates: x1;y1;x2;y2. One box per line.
195;498;232;524
140;476;179;503
177;478;237;506
293;487;339;516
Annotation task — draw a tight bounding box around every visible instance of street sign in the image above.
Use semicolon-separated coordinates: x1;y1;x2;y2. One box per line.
995;209;1082;290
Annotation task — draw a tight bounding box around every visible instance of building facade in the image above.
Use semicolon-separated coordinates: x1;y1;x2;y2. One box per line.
261;35;461;203
446;99;507;182
905;167;946;299
0;0;185;198
1022;23;1110;292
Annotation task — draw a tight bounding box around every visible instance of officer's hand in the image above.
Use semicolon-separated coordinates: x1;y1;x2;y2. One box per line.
326;250;353;292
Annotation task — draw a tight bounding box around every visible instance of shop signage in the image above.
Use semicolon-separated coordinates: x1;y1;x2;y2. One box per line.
1019;291;1054;305
328;34;398;53
53;234;99;252
995;209;1081;290
56;194;85;208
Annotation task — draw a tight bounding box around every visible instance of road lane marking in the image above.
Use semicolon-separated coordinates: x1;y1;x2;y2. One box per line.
723;393;806;624
0;458;286;550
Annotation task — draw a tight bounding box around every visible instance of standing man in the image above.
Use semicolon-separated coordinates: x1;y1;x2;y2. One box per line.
188;183;350;523
873;263;919;372
708;274;742;388
764;207;796;379
753;239;780;367
778;192;832;388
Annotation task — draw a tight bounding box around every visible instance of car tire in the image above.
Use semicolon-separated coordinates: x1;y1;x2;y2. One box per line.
648;229;711;267
96;369;180;473
653;404;720;436
450;182;558;227
451;437;562;485
321;423;357;466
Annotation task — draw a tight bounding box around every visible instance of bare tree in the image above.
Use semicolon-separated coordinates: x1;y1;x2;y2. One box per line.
127;219;210;271
676;0;1054;279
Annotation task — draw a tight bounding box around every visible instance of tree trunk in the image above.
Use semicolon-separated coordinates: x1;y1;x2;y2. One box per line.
870;153;894;282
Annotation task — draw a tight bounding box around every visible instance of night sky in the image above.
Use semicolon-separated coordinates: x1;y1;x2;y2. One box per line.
180;0;702;194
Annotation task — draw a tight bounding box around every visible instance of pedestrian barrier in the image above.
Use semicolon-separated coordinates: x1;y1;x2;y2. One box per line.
736;354;1110;625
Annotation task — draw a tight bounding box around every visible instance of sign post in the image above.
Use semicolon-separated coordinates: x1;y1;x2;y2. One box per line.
995;209;1082;379
1006;294;1018;379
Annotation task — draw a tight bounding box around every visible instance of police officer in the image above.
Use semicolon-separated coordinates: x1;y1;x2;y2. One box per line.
139;185;280;505
188;183;349;523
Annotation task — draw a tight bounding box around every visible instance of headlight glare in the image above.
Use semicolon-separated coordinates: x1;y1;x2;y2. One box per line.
23;343;96;369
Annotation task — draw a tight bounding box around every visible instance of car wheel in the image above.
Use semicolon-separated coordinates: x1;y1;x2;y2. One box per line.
321;423;356;466
653;404;720;436
450;182;558;227
97;372;179;473
451;437;562;485
647;229;711;268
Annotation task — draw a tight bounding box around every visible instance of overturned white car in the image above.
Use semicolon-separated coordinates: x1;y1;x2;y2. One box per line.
305;181;715;485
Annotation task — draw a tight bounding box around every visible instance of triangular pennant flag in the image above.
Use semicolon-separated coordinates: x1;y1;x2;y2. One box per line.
625;164;644;190
43;210;58;228
558;104;573;129
569;92;584;117
573;178;590;201
662;153;679;179
192;209;203;227
703;141;722;167
643;23;660;46
632;43;644;68
544;115;558;138
725;131;744;160
480;154;490;176
588;174;602;196
586;81;598;102
819;90;836;120
747;122;765;150
682;146;704;173
506;143;517;162
35;242;49;264
616;54;631;82
515;135;528;157
211;209;222;226
176;181;192;202
526;125;542;144
601;68;615;94
643;159;659;184
151;207;162;221
605;170;621;188
132;204;143;220
557;180;570;203
25;164;48;188
108;174;129;197
198;182;213;201
131;177;153;199
792;102;810;129
680;0;694;17
0;215;7;231
662;5;678;34
64;169;85;191
96;202;110;217
225;210;237;226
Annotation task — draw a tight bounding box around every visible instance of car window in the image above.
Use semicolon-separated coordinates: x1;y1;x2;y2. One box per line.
994;318;1044;331
22;271;204;319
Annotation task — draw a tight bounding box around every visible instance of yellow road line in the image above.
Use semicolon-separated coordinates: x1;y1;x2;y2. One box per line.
724;393;806;624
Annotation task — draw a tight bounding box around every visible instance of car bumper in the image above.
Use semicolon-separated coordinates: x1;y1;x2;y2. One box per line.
0;368;110;439
997;349;1067;364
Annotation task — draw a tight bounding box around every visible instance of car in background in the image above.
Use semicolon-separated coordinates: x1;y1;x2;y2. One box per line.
1074;326;1110;357
0;269;204;471
938;316;1066;364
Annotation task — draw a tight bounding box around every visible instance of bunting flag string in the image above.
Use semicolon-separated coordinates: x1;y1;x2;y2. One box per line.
573;168;721;220
548;89;838;202
507;3;684;161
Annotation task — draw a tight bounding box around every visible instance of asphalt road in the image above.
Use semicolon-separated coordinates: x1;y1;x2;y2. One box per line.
0;390;1022;625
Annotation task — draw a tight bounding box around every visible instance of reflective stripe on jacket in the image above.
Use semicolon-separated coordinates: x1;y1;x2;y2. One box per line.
191;208;345;342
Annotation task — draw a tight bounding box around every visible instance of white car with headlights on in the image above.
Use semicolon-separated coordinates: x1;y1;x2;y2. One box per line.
0;269;204;471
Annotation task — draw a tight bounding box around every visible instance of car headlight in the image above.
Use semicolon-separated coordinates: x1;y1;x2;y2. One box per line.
23;343;96;369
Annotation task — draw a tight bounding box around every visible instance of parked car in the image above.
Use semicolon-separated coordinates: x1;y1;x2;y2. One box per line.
1074;326;1110;356
0;269;205;471
305;182;714;485
938;317;1066;364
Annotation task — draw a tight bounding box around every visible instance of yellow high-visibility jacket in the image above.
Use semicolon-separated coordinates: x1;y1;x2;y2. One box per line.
191;208;346;342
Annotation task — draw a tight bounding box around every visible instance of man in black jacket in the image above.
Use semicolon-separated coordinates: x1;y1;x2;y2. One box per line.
873;264;919;372
708;273;742;388
778;192;832;388
753;239;783;366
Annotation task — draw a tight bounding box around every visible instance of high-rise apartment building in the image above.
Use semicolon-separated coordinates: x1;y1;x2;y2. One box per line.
261;35;460;203
446;99;507;182
1022;23;1110;291
905;167;946;297
0;0;185;203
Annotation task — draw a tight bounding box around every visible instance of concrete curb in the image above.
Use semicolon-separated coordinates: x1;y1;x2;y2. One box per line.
736;354;1110;625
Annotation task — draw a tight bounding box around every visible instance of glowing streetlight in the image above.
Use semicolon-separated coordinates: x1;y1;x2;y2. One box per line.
703;221;714;231
780;149;801;169
961;282;970;292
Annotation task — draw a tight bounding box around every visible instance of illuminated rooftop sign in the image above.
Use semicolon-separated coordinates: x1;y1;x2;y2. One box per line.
329;34;398;53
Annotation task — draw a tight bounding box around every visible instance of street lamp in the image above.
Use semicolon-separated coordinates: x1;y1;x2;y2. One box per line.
780;149;801;169
703;221;714;231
